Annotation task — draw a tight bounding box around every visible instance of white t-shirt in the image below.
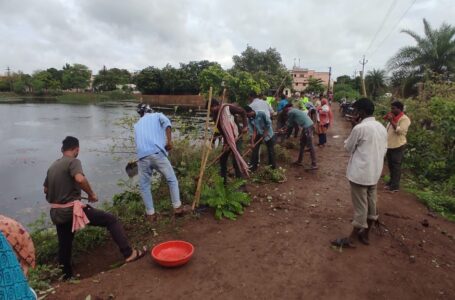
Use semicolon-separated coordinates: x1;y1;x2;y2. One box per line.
249;98;274;118
344;117;387;186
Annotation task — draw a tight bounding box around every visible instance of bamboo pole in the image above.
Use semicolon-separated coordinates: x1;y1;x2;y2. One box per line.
192;87;213;210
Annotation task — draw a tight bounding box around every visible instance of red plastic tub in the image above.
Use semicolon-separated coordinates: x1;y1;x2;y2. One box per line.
151;240;194;267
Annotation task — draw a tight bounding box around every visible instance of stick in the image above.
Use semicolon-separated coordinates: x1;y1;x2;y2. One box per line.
205;133;242;170
227;136;264;173
192;87;213;210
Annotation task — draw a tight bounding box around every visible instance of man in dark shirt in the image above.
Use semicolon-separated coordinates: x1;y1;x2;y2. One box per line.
44;136;145;279
209;99;248;184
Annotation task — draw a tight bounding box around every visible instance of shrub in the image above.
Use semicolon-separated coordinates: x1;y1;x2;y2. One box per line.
201;176;251;220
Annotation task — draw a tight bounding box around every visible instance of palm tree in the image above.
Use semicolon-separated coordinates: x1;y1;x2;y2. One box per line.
365;69;387;100
388;19;455;80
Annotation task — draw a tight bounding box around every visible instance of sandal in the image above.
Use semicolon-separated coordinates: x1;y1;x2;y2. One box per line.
330;237;356;248
125;246;147;263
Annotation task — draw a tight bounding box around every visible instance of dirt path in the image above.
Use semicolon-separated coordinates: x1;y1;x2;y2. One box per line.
49;106;455;300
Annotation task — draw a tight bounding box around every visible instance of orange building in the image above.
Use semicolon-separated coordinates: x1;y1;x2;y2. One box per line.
290;67;330;92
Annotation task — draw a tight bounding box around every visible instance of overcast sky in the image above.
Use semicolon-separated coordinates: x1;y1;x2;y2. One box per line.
1;0;454;78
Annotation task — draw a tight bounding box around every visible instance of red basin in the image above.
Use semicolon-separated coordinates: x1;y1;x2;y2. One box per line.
151;240;194;267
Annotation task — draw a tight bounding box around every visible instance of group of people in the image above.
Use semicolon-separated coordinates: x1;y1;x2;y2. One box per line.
1;92;410;294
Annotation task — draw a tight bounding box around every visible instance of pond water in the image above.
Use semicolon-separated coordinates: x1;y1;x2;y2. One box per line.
0;101;204;225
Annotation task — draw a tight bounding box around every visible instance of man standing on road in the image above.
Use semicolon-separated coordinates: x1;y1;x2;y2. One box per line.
282;105;318;169
244;105;276;172
44;136;145;279
331;98;387;248
134;104;184;223
384;101;411;193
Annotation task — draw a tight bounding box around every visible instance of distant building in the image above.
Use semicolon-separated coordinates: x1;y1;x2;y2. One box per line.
290;67;330;92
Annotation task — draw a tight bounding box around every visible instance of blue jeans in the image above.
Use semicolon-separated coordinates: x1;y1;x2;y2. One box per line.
138;152;181;215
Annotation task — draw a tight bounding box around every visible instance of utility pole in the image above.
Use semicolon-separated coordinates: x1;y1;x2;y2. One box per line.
359;55;368;97
327;66;332;96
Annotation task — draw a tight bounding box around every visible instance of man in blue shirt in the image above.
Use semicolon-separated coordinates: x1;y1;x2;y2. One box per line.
283;107;318;169
244;106;276;172
134;104;183;222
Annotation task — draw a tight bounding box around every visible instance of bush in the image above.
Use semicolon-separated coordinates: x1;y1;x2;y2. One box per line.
375;82;455;220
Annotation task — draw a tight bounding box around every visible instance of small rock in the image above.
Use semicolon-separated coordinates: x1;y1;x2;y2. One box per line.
409;255;416;263
420;219;429;227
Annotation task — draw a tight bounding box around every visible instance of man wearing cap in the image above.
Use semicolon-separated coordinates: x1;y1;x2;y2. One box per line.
134;104;184;222
332;98;387;248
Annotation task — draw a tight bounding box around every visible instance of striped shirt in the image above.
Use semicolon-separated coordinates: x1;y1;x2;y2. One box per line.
134;112;172;160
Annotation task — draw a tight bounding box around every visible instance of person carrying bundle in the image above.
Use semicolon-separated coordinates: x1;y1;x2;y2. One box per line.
209;99;249;185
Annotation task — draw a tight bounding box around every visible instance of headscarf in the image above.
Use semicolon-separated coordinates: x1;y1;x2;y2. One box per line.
0;215;36;276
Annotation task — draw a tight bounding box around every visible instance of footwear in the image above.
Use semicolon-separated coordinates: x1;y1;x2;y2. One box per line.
384;185;391;190
330;237;356;248
174;205;190;217
125;246;147;263
386;189;399;193
292;161;303;166
304;165;318;171
146;214;158;223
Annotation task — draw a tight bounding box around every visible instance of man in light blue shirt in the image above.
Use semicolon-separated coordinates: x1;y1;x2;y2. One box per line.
244;106;276;172
134;103;183;222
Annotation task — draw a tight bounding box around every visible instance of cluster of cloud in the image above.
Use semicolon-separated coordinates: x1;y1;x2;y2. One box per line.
1;0;454;77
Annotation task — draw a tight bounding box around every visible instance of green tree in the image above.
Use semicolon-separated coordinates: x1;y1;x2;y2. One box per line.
93;67;131;91
305;78;325;94
179;60;219;94
133;67;163;94
31;71;61;94
200;65;231;97
62;64;92;91
333;84;360;101
231;46;292;93
365;69;387;100
387;19;455;87
226;71;268;105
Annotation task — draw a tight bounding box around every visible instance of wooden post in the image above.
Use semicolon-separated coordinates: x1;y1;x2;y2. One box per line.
192;87;213;210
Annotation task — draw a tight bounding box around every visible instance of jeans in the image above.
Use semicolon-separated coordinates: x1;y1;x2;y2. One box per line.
56;206;132;278
318;133;327;145
386;145;405;190
138;152;181;215
250;135;276;171
298;127;317;166
220;139;242;185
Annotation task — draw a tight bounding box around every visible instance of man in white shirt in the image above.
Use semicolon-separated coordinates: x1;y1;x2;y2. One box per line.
248;92;274;118
332;98;387;248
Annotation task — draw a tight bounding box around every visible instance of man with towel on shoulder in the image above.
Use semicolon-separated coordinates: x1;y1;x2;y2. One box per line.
208;99;249;185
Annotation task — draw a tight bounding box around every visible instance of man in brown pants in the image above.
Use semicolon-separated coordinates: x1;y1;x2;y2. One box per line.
331;98;387;248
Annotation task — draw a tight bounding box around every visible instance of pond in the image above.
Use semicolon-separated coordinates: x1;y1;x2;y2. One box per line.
0;101;205;225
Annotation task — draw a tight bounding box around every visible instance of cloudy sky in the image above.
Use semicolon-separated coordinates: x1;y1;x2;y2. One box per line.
1;0;454;78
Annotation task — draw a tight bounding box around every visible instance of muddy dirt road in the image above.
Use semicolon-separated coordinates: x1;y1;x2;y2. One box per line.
49;106;455;300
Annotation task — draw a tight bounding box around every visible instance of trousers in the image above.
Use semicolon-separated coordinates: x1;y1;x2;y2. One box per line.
386;145;405;190
56;206;132;278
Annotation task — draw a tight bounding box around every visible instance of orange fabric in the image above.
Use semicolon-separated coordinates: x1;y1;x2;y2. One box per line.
51;200;89;232
0;215;36;276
